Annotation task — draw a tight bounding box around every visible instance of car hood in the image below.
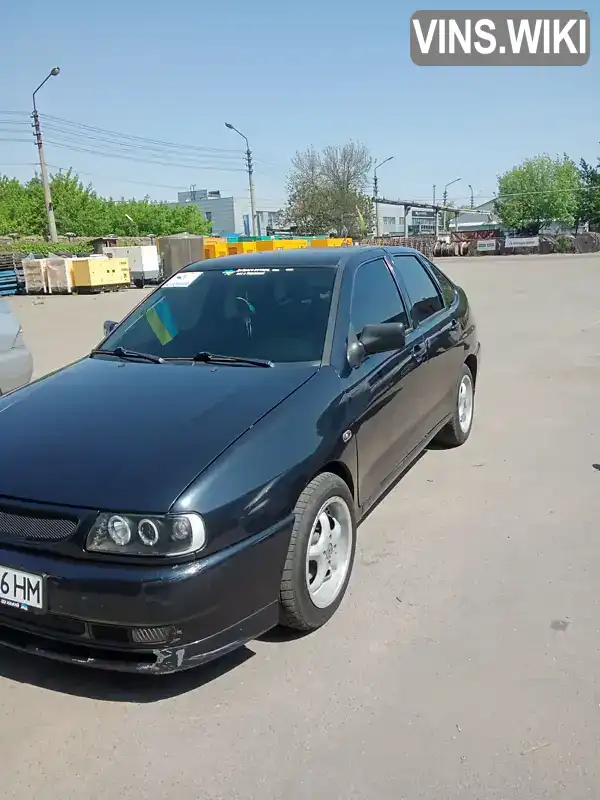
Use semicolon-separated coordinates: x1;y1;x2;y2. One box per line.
0;356;318;512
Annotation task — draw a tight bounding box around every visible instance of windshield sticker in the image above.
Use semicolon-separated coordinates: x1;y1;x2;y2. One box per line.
145;297;178;346
233;268;272;276
164;271;202;288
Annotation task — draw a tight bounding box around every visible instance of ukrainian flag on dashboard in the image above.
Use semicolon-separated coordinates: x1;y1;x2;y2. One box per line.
145;297;178;346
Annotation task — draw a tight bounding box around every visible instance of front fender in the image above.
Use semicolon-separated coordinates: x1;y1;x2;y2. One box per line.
172;366;355;556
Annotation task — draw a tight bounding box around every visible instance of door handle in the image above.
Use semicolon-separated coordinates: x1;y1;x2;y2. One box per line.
412;341;428;362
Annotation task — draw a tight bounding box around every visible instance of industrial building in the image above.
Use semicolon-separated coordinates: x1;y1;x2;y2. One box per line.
378;205;438;236
176;188;282;237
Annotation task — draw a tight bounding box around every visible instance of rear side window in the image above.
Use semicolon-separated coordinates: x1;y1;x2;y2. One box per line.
421;258;456;307
391;255;443;325
349;258;409;335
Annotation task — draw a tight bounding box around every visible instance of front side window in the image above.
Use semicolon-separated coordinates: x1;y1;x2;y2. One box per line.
349;258;409;336
101;265;337;364
390;255;444;325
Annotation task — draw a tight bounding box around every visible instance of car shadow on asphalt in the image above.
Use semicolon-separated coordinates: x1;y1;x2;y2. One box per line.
0;644;255;702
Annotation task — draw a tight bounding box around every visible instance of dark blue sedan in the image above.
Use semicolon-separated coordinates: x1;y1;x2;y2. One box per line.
0;246;479;673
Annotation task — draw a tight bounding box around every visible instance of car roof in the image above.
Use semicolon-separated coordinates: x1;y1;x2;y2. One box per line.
380;245;424;256
181;245;423;273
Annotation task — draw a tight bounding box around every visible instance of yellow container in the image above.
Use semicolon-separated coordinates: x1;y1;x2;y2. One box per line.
256;239;309;252
310;238;352;247
227;242;257;255
255;240;287;252
70;257;130;290
204;242;228;259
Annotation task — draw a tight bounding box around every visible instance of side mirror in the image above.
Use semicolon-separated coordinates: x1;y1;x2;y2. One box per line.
103;320;118;337
348;322;406;368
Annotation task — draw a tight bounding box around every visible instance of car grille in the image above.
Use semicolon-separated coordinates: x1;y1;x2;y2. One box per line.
0;508;77;542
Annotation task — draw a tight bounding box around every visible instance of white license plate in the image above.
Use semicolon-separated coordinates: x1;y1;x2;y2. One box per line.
0;566;44;611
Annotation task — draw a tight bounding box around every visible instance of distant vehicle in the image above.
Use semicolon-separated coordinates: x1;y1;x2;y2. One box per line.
0;247;479;674
0;301;33;396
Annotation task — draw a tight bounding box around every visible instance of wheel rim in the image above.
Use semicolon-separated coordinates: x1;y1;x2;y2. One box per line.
305;496;353;609
458;373;474;433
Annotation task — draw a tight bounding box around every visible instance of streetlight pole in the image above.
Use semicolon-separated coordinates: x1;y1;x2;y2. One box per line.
442;177;461;234
373;156;393;238
468;184;474;209
32;67;60;243
225;122;257;237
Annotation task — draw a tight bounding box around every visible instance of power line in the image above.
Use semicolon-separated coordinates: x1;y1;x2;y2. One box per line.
0;120;273;174
0;126;248;172
41;131;246;168
40;113;244;156
37;114;275;167
40;121;245;163
40;139;248;172
0;134;246;172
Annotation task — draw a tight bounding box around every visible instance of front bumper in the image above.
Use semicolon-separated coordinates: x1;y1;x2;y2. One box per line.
0;517;293;674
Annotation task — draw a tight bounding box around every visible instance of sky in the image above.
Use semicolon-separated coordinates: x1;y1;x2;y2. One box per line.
1;0;598;212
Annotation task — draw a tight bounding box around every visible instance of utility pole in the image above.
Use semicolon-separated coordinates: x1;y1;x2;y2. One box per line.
373;171;379;238
442;177;461;234
468;183;474;209
373;156;393;239
32;67;60;243
225;122;257;237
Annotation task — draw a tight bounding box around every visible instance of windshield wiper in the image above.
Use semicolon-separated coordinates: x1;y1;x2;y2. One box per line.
90;346;164;364
189;352;273;368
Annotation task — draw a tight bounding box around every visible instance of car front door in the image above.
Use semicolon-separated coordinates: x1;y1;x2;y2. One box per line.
342;257;429;507
389;253;463;433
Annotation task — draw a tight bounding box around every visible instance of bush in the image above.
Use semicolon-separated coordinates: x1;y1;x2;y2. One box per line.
555;236;573;253
0;240;92;256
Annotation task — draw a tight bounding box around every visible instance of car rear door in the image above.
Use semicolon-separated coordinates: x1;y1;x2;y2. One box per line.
389;253;463;433
342;257;429;506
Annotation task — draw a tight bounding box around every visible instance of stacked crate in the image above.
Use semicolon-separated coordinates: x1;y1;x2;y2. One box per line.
45;257;74;294
22;258;48;294
21;256;76;294
0;254;18;296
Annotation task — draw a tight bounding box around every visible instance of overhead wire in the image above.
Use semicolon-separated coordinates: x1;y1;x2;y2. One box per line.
40;113;243;154
40;120;245;163
38;114;276;167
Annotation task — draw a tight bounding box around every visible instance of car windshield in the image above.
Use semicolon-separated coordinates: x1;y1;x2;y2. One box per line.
100;264;337;364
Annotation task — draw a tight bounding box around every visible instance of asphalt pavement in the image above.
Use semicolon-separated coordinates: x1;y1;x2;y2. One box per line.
3;253;600;799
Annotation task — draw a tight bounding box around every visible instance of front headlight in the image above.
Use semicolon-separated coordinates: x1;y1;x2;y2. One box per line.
86;512;206;556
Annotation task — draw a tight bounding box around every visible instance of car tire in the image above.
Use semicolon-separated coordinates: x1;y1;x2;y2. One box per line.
435;362;475;448
279;472;356;632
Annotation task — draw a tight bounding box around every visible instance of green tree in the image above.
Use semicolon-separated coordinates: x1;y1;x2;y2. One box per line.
575;159;600;232
284;141;374;236
495;154;581;234
0;169;212;238
0;176;37;234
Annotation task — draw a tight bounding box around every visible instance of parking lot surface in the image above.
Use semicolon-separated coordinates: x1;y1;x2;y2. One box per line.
2;253;600;799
